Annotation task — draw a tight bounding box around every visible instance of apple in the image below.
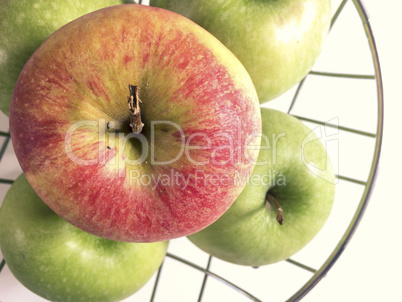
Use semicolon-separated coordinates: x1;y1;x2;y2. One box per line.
188;108;336;266
0;0;132;116
9;5;262;243
150;0;332;104
0;174;169;302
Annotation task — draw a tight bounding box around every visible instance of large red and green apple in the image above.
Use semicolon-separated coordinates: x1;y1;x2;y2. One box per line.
0;174;168;302
150;0;332;103
0;0;132;116
188;108;336;266
9;4;262;243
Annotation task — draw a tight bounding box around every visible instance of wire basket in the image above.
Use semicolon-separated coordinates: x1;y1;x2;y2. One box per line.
0;0;383;301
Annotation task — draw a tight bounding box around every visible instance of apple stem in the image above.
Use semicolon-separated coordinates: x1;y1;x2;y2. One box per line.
266;193;284;225
128;84;144;134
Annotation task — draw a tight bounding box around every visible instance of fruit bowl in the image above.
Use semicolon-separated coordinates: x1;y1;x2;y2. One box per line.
0;0;383;301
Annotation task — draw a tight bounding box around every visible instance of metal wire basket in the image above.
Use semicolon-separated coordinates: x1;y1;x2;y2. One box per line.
0;0;383;301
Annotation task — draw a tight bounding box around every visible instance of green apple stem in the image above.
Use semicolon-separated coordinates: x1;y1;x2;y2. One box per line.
128;84;144;134
266;193;284;225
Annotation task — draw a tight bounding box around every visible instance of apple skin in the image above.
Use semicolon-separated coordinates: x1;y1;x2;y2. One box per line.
0;0;132;116
0;174;169;302
150;0;331;104
9;5;261;243
188;108;335;266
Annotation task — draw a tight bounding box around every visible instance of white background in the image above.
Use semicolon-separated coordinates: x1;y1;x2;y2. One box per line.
0;0;401;301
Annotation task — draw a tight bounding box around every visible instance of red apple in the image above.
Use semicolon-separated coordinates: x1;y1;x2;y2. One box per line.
9;4;261;242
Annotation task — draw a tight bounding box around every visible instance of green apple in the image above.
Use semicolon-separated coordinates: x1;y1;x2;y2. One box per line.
150;0;331;103
0;174;168;302
9;4;261;242
0;0;132;116
188;108;336;266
